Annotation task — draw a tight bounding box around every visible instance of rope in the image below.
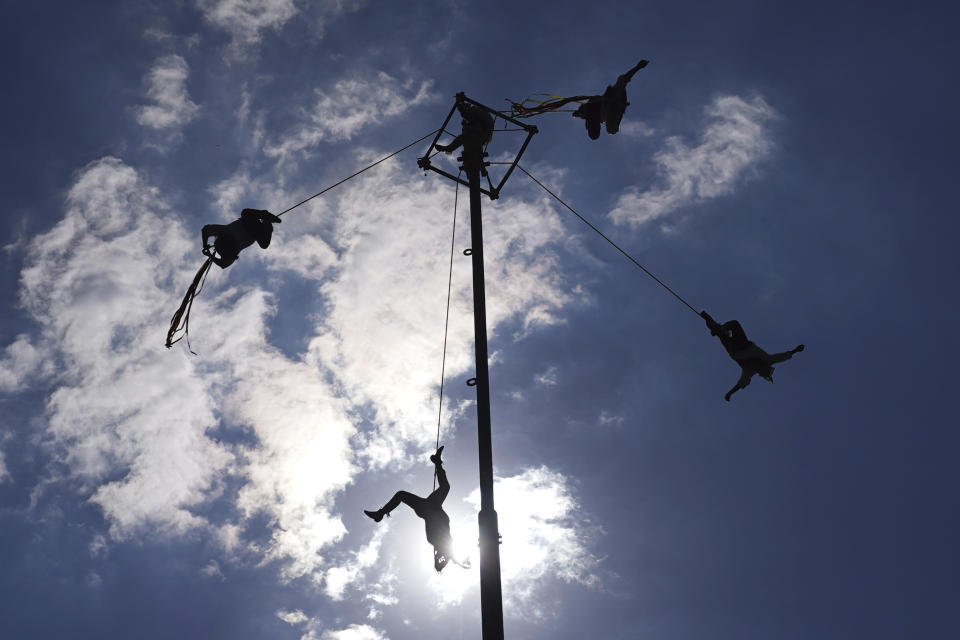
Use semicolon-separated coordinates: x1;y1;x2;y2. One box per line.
517;165;700;317
433;172;461;491
276;128;440;218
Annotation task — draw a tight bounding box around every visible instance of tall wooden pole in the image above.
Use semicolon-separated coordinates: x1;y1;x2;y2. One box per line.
461;136;504;640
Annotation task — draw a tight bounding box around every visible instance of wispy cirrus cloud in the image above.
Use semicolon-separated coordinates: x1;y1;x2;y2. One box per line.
610;94;776;227
195;0;366;58
264;73;437;159
135;55;200;143
196;0;299;52
323;528;386;600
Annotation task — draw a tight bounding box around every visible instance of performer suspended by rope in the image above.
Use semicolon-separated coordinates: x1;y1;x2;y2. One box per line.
701;311;804;401
202;208;281;269
165;208;281;350
166;130;442;353
573;59;649;139
364;446;470;572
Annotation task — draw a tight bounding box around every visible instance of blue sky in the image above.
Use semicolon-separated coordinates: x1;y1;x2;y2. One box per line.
2;1;959;638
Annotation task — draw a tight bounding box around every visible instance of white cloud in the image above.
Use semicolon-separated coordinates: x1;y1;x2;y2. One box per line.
304;156;574;467
323;528;386;600
277;609;308;625
200;560;224;579
535;366;558;386
618;120;655;138
89;534;108;558
135;55;200;138
15;158;231;538
609;94;775;227
226;342;357;580
7;157;359;573
266;231;339;280
598;410;624;427
196;0;299;51
265;73;437;158
195;0;365;58
86;571;103;589
0;334;43;392
322;625;387;640
0;448;8;484
281;616;385;640
491;468;601;615
363;568;399;620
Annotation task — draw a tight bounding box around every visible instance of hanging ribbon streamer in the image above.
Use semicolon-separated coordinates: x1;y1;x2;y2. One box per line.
165;256;214;354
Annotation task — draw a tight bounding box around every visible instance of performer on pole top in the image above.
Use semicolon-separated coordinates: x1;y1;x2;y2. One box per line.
436;100;495;154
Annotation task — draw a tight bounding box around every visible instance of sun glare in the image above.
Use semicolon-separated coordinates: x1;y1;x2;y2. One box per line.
419;467;583;608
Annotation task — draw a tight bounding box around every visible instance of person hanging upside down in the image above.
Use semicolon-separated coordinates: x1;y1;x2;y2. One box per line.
364;446;470;572
701;311;804;401
573;96;605;140
602;59;649;134
201;208;281;269
573;59;649;139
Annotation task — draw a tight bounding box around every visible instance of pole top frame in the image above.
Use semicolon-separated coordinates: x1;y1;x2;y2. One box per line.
417;92;538;200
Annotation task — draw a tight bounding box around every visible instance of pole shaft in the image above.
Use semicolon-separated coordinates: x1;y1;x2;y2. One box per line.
463;141;504;640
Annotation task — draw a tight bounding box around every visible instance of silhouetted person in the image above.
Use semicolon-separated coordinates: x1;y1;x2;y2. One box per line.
201;208;281;269
435;102;495;154
701;311;804;401
575;97;604;140
603;59;648;134
364;446;469;572
573;60;649;139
